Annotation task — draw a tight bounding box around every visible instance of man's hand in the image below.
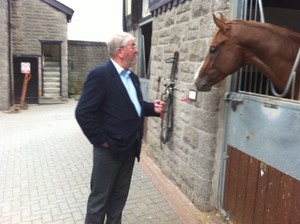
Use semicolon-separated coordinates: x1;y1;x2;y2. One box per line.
154;100;165;114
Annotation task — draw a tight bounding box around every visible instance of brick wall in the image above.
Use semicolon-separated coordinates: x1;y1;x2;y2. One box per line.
11;0;69;97
68;41;109;96
145;0;230;210
0;0;10;110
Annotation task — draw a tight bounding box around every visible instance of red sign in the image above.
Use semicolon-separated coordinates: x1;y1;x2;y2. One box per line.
21;62;31;74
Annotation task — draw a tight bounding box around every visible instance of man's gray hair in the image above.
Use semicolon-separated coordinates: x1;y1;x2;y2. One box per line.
107;32;135;57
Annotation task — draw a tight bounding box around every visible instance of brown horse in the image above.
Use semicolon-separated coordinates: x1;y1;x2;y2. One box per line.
194;14;300;99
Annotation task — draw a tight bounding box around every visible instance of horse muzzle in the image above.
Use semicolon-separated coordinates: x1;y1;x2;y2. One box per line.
194;77;212;91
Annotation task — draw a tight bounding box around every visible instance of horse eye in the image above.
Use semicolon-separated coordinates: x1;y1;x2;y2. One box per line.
209;46;217;54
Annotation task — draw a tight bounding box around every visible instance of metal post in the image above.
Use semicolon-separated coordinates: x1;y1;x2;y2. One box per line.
19;73;32;109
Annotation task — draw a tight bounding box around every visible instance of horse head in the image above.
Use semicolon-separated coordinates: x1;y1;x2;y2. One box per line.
195;14;246;91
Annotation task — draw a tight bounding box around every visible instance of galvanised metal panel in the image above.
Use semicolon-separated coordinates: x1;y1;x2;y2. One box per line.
225;92;300;181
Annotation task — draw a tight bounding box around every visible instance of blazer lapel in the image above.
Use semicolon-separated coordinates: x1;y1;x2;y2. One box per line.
129;73;143;103
107;62;140;115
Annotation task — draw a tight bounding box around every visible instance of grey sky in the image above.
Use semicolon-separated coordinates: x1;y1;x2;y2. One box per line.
59;0;123;42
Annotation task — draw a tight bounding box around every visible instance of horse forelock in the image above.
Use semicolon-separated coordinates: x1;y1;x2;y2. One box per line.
210;29;226;46
210;30;219;45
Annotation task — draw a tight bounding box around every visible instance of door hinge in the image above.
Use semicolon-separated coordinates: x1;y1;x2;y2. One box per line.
224;92;243;111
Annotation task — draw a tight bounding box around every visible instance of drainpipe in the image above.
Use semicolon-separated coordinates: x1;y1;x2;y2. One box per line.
122;0;127;31
8;0;14;106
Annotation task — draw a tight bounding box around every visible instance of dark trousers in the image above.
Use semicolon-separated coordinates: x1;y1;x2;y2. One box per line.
85;146;135;224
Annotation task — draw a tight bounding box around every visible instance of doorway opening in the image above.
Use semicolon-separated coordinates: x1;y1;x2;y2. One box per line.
41;41;62;98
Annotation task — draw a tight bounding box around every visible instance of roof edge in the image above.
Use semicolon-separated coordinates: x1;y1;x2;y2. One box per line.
43;0;74;22
149;0;189;17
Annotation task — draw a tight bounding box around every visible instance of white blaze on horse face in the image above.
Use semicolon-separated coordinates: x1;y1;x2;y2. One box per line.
194;61;204;81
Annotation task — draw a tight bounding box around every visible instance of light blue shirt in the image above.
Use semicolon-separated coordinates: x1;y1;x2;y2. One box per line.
111;59;142;117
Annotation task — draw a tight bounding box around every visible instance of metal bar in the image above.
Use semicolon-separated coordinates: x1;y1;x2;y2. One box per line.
270;47;300;97
258;0;265;22
243;0;248;20
249;0;253;19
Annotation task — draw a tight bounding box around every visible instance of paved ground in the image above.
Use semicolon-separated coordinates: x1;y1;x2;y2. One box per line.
0;100;225;224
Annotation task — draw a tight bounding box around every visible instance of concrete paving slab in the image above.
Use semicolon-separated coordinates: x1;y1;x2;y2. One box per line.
0;100;226;224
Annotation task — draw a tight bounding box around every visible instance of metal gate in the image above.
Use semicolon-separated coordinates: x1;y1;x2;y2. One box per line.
218;1;300;223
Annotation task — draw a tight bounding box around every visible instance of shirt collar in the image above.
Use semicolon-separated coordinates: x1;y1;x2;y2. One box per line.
110;59;131;76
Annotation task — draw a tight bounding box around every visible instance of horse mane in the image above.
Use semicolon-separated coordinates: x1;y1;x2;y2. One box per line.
227;19;300;44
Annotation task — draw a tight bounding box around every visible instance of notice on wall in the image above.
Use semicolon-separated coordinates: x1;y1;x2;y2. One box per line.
21;62;31;74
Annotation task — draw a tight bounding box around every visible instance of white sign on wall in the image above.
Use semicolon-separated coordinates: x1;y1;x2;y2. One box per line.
21;62;31;74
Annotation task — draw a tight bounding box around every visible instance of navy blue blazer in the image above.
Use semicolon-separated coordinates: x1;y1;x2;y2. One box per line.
75;60;159;161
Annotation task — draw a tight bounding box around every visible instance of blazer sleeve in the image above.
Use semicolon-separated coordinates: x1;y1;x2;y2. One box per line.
75;66;108;146
143;101;161;117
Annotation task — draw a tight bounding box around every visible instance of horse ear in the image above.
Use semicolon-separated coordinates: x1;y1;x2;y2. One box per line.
213;13;230;32
220;13;227;22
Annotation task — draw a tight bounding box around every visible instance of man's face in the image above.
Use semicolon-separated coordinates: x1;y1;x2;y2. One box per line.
120;40;138;69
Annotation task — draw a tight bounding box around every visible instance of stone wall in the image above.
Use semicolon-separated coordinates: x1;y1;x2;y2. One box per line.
68;40;109;96
0;0;10;110
145;0;230;210
11;0;69;97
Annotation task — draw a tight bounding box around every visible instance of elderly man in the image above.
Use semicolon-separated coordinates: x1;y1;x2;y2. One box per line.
75;32;164;224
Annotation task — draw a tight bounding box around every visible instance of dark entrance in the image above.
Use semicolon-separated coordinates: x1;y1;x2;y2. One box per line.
13;56;39;104
138;19;153;102
137;20;152;80
140;21;152;79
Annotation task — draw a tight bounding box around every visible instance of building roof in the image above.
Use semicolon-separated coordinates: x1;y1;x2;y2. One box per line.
43;0;74;22
149;0;189;17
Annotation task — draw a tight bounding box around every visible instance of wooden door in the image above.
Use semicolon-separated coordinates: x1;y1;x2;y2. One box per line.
223;146;300;224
